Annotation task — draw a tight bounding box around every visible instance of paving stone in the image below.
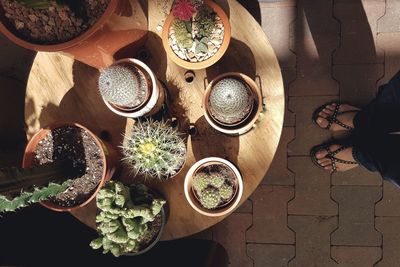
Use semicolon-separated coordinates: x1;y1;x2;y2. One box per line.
288;215;337;266
331;186;382;246
247;244;295;267
332;166;382;186
377;0;400;33
288;157;338;215
333;0;385;64
235;199;253;213
283;69;296;127
377;32;400;86
263;127;295;185
288;96;337;156
260;4;296;69
333;64;383;106
331;246;381;267
213;213;253;267
247;185;295;244
376;180;400;216
375;217;400;267
288;0;339;96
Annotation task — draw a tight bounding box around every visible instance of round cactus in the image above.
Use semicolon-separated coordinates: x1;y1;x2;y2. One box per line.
220;184;234;200
99;63;149;108
193;173;209;193
122;119;187;180
209;173;225;188
200;188;220;209
208;78;254;125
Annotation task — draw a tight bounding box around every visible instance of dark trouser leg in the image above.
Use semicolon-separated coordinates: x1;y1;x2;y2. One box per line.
353;133;400;186
353;71;400;133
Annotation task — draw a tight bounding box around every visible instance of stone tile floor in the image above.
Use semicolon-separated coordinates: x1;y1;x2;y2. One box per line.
1;0;400;266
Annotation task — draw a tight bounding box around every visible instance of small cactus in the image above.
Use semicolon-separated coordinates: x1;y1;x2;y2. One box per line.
172;19;194;49
220;184;233;200
99;63;148;108
172;0;196;21
209;78;254;125
192;173;209;193
121;119;187;180
209;173;225;188
199;188;220;209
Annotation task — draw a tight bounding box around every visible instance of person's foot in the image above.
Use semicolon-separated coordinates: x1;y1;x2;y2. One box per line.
314;144;359;172
315;103;359;131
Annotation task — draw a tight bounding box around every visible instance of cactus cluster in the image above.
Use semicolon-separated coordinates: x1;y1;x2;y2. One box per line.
195;5;216;38
172;19;194;49
172;0;196;21
209;78;254;125
90;181;166;257
121;119;187;180
193;172;234;210
98;63;148;109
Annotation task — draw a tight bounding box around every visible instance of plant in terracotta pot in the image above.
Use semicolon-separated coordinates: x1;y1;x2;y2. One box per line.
98;58;166;118
184;157;243;217
121;119;187;180
90;181;166;257
162;0;231;70
21;122;118;212
203;72;264;136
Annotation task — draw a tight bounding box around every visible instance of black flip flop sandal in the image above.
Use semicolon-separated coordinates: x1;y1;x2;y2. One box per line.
312;101;357;131
310;143;358;172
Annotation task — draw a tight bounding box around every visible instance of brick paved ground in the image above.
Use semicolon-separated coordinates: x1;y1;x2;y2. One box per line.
1;1;400;266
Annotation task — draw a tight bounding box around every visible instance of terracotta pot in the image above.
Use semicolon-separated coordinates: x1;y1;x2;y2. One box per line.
184;157;243;217
0;0;148;69
22;122;119;212
203;72;263;136
100;58;166;118
162;0;231;70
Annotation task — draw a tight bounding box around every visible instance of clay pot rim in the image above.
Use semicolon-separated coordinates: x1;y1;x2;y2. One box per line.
100;58;159;118
0;0;119;51
161;0;231;70
22;122;109;212
184;157;243;217
203;72;263;135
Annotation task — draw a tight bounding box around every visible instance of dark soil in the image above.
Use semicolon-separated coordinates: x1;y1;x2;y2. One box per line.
0;0;110;44
33;125;104;207
138;213;162;250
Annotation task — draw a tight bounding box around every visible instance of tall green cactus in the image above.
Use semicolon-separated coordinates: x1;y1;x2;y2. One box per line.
90;181;166;257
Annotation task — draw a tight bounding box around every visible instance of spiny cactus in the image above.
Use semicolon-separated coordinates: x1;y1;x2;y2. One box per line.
199;187;220;209
195;5;216;38
172;19;194;50
193;171;235;210
99;63;148;108
121;119;186;180
172;0;196;21
90;181;166;257
209;78;254;125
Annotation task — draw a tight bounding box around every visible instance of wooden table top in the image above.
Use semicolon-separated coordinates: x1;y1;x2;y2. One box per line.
24;0;284;240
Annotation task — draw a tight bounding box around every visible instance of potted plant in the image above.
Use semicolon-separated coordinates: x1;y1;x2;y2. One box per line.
121;119;187;180
162;0;231;70
21;122;118;212
203;72;264;135
90;181;167;257
98;58;166;118
184;157;243;217
0;0;148;68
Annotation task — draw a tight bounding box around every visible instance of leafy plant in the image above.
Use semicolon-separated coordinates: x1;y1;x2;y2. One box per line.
193;172;234;210
90;181;166;257
121;119;187;180
0;162;76;212
172;0;196;21
195;5;216;39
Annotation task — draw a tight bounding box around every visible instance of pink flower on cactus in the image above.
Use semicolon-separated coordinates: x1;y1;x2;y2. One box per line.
172;0;196;21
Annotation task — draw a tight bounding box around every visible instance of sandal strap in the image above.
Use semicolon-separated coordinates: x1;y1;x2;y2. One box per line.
325;103;341;130
324;145;358;167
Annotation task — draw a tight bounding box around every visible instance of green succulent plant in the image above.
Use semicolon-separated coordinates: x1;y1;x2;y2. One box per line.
199;187;220;209
195;5;216;39
172;19;193;50
192;173;209;193
121;119;187;180
219;183;233;200
90;181;166;257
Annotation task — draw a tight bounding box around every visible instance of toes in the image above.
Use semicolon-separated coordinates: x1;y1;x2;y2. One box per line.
316;116;329;128
318;111;329;118
317;159;331;167
329;144;341;152
322;108;334;116
315;148;328;159
325;103;337;112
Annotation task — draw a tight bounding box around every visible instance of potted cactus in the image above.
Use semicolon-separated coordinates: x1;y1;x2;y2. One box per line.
98;58;166;118
184;157;243;217
203;72;264;135
121;119;187;180
21;122;118;212
162;0;231;70
0;0;148;68
90;181;167;257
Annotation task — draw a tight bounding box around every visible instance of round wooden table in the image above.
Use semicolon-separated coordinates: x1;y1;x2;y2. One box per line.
24;0;284;240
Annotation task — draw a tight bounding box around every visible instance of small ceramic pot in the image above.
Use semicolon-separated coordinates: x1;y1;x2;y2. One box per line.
22;122;118;212
100;58;166;118
162;0;231;70
203;72;263;136
184;157;243;217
